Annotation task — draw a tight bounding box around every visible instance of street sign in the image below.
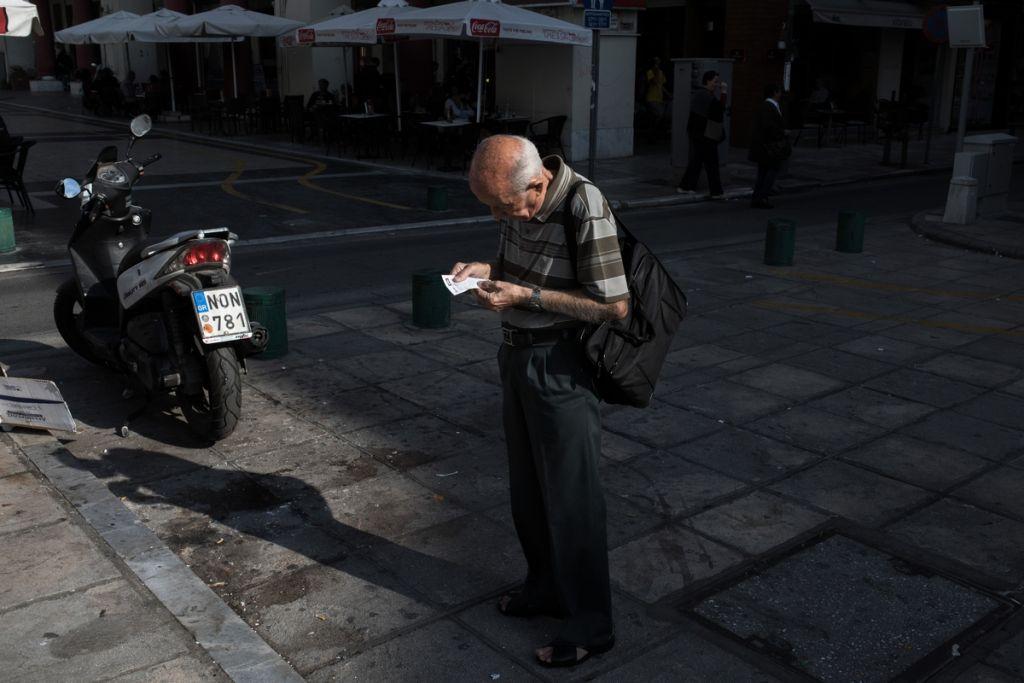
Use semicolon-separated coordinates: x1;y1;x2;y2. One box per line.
584;10;610;29
922;5;948;44
947;5;985;48
582;0;613;9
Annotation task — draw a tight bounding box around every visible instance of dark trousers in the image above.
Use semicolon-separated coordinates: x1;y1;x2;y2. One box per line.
499;338;613;646
753;162;780;203
679;137;723;196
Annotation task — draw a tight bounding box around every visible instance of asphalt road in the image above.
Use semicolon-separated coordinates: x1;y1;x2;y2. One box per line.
2;170;1020;351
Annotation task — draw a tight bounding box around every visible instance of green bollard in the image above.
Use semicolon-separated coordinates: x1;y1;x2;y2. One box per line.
836;210;865;253
412;269;451;329
764;218;796;266
0;208;14;254
427;186;448;211
243;286;288;358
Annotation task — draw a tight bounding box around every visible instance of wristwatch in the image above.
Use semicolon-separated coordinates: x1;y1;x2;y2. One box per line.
527;287;543;312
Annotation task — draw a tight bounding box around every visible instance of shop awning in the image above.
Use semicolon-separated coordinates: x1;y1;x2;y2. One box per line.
807;0;925;30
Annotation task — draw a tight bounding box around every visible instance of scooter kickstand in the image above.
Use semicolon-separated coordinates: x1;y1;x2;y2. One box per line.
118;390;153;438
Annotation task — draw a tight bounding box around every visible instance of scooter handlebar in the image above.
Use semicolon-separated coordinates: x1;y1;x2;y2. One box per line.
87;194;106;222
139;153;162;169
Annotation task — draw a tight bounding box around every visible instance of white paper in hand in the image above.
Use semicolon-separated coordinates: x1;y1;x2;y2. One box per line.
441;275;485;295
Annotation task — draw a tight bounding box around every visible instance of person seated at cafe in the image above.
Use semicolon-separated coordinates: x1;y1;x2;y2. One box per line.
307;79;337;110
444;89;475;121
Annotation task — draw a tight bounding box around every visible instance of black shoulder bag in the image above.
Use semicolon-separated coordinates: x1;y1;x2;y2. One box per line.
562;181;688;408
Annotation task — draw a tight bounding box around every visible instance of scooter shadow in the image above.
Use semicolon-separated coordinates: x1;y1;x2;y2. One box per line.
53;446;497;606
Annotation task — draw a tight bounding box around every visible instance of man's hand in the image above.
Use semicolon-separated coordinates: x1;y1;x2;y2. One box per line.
475;280;530;311
450;261;492;283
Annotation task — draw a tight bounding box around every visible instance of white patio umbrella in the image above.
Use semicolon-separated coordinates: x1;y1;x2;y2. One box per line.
54;11;139;45
0;0;43;37
281;0;415;129
395;0;591;122
161;5;302;97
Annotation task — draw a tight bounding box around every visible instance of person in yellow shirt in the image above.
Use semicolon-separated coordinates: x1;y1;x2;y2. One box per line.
643;57;669;139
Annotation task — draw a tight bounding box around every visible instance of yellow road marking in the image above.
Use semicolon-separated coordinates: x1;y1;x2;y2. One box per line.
753;299;1024;337
221;160;308;214
297;160;413;210
784;270;1024;303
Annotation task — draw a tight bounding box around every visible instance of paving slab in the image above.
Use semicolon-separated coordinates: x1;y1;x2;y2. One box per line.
0;439;28;476
604;451;747;518
320;305;405;330
591;628;782;682
987;628;1024;679
307;618;532;682
947;663;1021;682
886;499;1024;586
244;554;437;675
661;378;791;425
1005;377;1024;398
214;392;334;460
331;348;447;384
808;386;936;429
344;413;486;470
865;368;987;408
406;447;510;512
0;471;67;535
687;491;828;555
746;406;887;456
0;520;120;611
247;361;367;408
233;435;381;496
840;434;991;492
603;401;725;449
692;535;1001;683
837;334;942;364
955;392;1024;431
731;363;847;401
365;512;524;606
671;428;820;484
457;590;674;681
769;460;931;527
380;368;504;437
664;343;748;372
913;353;1024;389
285;316;348;342
900;411;1024;460
949;467;1024;521
0;579;194;682
956;336;1024;370
108;654;230;682
608;525;745;603
296;385;426;436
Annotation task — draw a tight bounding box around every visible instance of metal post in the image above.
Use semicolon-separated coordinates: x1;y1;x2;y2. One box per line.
231;41;238;99
166;44;177;112
393;42;402;132
923;46;944;165
195;43;202;88
475;40;483;123
955;46;974;153
587;28;600;180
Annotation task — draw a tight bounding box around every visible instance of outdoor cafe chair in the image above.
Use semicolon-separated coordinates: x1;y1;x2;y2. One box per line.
283;95;309;143
0;139;36;214
258;97;281;134
528;115;567;158
223;98;251;136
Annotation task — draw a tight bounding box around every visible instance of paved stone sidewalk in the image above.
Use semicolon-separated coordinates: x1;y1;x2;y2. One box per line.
0;433;229;681
3;212;1024;681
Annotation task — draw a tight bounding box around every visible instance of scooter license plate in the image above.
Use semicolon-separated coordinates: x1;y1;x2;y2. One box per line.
192;287;252;344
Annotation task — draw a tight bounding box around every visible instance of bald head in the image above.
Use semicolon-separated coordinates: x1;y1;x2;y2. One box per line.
468;135;549;221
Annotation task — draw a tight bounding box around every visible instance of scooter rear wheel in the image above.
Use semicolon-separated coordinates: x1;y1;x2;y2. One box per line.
53;279;106;367
178;346;242;441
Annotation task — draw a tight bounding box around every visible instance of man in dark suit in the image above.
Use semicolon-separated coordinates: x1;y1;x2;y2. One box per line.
677;70;727;198
749;84;789;209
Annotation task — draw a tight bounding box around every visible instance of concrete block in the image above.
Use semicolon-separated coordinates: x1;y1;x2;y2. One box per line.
943;176;978;225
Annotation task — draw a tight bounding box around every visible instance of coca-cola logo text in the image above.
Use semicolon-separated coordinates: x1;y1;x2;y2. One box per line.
470;19;500;36
297;28;316;44
376;17;396;34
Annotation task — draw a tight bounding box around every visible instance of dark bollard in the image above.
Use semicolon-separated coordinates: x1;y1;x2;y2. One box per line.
412;269;451;329
427;186;448;211
764;218;796;266
836;210;865;253
243;286;288;358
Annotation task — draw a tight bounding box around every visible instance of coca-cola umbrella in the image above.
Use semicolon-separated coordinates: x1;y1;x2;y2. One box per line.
0;0;43;37
395;0;591;122
159;5;303;97
280;0;416;129
55;11;142;88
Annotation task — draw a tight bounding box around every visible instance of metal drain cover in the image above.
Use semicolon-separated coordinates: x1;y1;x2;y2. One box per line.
693;535;1001;682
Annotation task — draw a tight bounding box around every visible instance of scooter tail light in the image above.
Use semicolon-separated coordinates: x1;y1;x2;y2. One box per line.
158;239;231;277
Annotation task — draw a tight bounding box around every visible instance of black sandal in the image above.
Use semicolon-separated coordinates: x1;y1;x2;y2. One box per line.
496;591;555;618
536;636;615;669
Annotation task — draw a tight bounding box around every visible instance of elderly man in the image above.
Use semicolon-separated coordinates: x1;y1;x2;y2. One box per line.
450;135;628;668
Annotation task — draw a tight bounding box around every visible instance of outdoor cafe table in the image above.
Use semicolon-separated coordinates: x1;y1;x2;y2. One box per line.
339;112;390;158
421;119;471;171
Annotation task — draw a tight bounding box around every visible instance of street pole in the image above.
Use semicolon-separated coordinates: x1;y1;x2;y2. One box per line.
587;27;600;181
955;46;974;153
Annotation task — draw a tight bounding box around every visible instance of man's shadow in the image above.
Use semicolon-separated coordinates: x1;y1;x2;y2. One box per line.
54;446;500;604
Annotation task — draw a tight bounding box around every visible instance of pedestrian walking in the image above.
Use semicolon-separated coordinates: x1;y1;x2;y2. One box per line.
677;70;727;198
449;135;628;669
749;84;791;209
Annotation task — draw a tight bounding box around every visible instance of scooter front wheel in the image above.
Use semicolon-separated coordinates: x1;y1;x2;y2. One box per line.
178;346;242;441
53;279;106;367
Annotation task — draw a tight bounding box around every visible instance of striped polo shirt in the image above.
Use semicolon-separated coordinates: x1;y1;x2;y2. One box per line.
497;156;630;329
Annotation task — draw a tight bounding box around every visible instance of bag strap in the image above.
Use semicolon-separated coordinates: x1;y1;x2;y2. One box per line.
561;179;638;274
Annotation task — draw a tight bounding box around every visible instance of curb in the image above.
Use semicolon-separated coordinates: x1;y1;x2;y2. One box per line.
1;429;304;683
910;209;1024;260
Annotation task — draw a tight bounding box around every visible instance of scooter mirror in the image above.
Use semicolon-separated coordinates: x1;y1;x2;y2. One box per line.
56;178;82;199
130;114;152;139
